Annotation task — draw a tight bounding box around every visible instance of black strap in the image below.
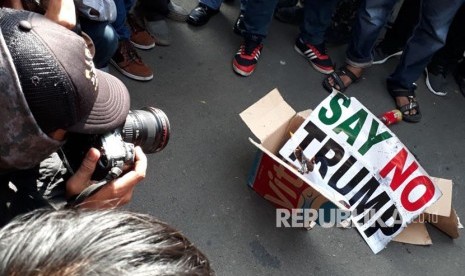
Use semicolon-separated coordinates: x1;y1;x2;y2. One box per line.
66;167;123;207
340;67;360;83
398;96;420;114
330;71;347;92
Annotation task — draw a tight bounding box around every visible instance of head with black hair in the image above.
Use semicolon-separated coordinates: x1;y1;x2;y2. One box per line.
0;209;214;276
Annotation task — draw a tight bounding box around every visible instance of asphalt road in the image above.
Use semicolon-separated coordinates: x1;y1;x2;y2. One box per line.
116;1;465;274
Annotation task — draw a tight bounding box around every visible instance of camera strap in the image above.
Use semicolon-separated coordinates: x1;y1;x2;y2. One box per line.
66;166;123;207
69;179;108;206
59;147;120;207
59;146;128;207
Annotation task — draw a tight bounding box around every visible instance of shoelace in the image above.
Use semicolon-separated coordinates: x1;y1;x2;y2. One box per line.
120;40;142;63
242;40;261;56
314;43;328;55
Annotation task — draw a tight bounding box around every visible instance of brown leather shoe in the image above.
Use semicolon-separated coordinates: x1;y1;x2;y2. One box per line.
111;40;153;81
127;14;155;50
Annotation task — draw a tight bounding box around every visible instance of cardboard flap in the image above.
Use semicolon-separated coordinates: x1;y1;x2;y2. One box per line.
260;109;313;154
240;89;296;144
248;137;349;212
424;177;452;217
285;109;312;136
427;209;461;239
393;221;432;245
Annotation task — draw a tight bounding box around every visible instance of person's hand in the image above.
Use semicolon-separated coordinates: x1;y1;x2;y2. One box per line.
66;146;147;208
45;0;76;29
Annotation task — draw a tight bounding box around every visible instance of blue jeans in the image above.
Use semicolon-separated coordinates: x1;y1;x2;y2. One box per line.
112;0;135;40
345;0;398;68
80;18;118;69
137;0;169;21
242;0;279;42
200;0;223;10
431;4;465;69
345;0;465;93
201;0;247;11
388;0;465;91
300;0;339;45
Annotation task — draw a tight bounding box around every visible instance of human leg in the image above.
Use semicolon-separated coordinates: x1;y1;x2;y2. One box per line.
300;0;339;46
232;0;279;76
200;0;224;10
455;60;465;97
324;0;397;92
324;0;361;46
118;0;156;50
79;18;119;69
127;13;156;50
112;0;134;41
388;0;465;121
425;4;465;96
167;1;189;22
111;0;153;81
137;0;169;21
322;65;362;92
242;0;279;40
233;0;248;35
135;0;178;46
346;0;398;67
186;0;222;26
294;0;338;74
135;0;187;22
389;0;464;90
373;0;420;64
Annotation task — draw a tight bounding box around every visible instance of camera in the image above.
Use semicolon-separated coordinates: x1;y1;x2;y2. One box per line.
62;107;170;180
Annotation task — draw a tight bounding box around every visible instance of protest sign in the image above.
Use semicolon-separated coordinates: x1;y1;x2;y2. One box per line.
279;92;442;253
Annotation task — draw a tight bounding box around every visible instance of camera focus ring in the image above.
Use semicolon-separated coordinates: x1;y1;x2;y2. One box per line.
122;123;135;141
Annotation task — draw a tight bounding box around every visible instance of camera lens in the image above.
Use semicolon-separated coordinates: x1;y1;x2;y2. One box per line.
121;107;170;153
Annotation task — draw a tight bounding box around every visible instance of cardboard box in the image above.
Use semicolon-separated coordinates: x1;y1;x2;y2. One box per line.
240;89;461;252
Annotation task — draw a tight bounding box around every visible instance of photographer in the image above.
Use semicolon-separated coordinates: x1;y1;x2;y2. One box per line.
0;8;147;226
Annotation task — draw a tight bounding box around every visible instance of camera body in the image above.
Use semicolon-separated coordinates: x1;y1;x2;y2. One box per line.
96;130;135;179
62;107;170;180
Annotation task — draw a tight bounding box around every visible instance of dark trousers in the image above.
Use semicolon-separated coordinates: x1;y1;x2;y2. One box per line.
380;0;465;71
431;4;465;69
385;0;465;91
136;0;170;21
378;0;421;53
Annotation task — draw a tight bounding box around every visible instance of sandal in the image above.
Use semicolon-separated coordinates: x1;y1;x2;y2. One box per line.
387;85;422;123
397;96;422;123
322;66;361;93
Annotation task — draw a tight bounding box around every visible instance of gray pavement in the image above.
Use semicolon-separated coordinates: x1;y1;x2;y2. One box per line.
116;1;465;274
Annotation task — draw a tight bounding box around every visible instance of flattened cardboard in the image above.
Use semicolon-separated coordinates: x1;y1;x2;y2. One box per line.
393;221;432;245
424;177;452;217
427;209;460;239
241;88;460;247
394;177;458;245
423;178;460;239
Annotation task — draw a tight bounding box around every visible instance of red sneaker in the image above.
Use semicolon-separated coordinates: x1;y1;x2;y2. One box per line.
294;37;334;74
233;40;263;77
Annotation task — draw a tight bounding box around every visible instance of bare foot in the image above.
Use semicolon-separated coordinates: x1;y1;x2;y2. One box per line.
327;65;363;91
